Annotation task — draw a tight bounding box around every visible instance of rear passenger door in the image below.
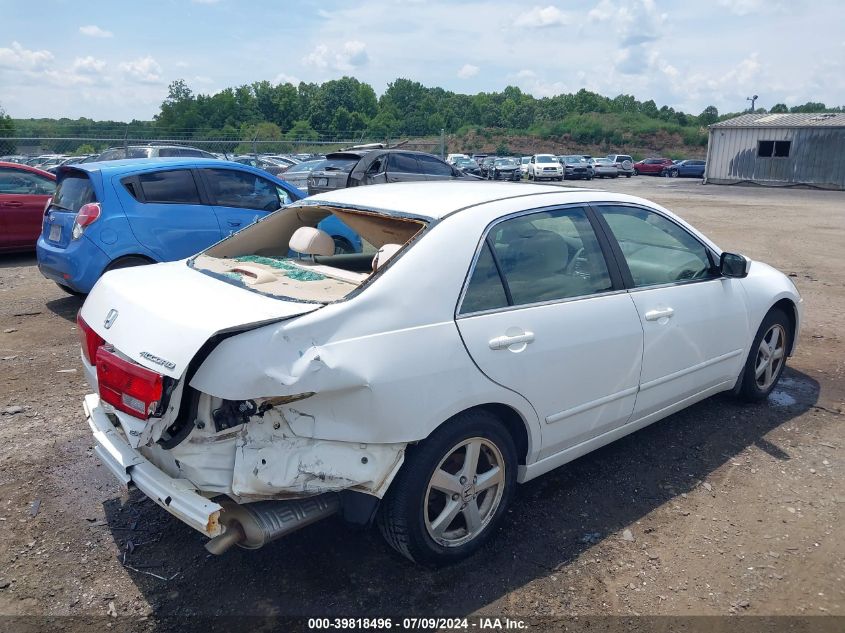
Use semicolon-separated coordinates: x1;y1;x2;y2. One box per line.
123;168;223;260
198;167;293;234
456;206;644;459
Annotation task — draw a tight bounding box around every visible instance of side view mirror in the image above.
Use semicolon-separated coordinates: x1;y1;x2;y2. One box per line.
720;252;751;278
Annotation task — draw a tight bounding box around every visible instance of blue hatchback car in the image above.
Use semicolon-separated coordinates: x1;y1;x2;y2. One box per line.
37;158;361;294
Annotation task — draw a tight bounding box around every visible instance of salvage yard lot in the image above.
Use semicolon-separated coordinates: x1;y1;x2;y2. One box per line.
0;178;842;622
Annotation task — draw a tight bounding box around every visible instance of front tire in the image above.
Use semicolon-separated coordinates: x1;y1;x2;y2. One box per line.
378;410;517;565
739;308;791;402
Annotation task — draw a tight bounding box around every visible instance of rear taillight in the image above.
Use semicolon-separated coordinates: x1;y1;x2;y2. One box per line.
77;314;105;365
72;202;101;240
43;197;52;215
96;347;163;419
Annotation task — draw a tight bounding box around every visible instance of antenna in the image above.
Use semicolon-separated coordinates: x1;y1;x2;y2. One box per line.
746;95;759;112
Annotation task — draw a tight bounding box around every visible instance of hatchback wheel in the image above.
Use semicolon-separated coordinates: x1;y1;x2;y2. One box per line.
739;308;791;401
378;410;516;565
669;168;679;178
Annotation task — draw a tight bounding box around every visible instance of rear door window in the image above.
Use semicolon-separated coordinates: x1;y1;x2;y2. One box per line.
388;153;422;173
138;169;202;204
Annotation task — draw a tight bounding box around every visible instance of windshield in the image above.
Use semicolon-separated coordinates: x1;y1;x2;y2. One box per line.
565;156;586;163
495;158;517;166
536;155;556;163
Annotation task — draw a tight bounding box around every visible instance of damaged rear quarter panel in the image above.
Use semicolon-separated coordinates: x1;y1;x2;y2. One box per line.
189;203;543;457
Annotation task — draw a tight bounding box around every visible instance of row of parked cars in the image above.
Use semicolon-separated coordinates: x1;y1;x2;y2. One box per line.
445;153;706;180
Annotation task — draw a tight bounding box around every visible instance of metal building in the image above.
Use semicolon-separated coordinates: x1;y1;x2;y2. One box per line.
704;112;845;190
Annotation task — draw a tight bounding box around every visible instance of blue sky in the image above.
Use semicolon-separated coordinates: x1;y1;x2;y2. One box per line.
1;0;843;121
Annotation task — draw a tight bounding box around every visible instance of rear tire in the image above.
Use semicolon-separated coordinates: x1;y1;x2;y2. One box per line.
55;283;85;297
625;173;631;178
738;308;791;402
104;255;154;272
378;410;517;565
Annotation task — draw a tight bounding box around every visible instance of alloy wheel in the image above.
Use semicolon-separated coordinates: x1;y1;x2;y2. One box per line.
423;437;505;548
754;324;786;390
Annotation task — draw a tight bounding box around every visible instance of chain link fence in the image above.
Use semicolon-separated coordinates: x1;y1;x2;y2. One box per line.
0;132;444;162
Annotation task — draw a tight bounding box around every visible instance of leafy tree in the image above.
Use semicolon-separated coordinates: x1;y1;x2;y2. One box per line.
769;103;788;113
0;103;14;153
285;120;318;141
698;105;719;126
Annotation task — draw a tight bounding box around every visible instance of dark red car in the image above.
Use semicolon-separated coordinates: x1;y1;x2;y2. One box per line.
633;158;674;176
0;162;56;253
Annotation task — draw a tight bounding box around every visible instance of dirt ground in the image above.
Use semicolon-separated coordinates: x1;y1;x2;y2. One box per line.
0;176;842;629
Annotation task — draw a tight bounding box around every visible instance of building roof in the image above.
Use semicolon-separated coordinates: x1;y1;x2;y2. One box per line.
711;113;845;129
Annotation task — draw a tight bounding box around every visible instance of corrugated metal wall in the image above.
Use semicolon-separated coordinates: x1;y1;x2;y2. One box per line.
705;126;845;189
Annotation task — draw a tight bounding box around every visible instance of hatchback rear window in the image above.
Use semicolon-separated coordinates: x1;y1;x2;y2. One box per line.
53;173;96;212
319;157;358;172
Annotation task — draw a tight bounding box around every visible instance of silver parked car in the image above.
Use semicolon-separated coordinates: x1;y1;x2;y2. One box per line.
278;159;327;190
589;157;619;178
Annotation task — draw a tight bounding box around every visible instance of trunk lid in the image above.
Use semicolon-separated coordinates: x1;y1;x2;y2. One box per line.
80;259;321;379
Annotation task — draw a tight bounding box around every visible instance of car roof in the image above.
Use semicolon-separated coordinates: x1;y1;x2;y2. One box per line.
301;181;668;220
61;157;251;176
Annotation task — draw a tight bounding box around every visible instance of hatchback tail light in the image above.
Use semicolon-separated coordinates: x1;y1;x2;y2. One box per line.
72;202;101;240
96;347;163;419
77;314;105;365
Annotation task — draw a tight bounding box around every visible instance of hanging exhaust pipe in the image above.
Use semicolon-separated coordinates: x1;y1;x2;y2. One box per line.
205;493;340;555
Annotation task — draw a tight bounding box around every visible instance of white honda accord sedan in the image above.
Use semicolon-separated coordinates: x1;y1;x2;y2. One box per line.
78;182;802;565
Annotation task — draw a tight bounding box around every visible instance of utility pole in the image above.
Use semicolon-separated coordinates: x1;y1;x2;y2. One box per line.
746;95;759;112
440;128;445;159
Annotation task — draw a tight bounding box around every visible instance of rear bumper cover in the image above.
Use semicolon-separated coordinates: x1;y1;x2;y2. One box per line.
84;393;223;537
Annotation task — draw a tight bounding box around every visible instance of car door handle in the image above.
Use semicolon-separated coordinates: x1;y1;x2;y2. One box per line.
227;220;242;227
644;307;675;321
4;201;22;207
489;331;535;350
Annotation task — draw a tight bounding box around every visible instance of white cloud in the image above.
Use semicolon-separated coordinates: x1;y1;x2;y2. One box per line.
79;25;113;38
273;72;301;85
457;64;479;79
72;56;106;74
515;6;568;28
716;0;766;16
118;56;163;83
0;41;54;70
513;69;568;98
302;40;369;71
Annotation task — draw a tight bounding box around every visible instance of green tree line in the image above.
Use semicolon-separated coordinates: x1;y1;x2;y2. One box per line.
2;78;842;155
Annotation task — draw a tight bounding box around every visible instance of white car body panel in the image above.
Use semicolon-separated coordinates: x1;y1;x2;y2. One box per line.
457;293;643;460
77;181;802;544
81;260;321;379
627;277;749;419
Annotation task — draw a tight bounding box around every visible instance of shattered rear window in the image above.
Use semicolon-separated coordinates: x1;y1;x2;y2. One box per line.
190;205;428;303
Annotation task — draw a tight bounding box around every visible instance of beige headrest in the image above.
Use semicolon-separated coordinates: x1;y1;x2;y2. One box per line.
289;226;334;256
372;243;403;272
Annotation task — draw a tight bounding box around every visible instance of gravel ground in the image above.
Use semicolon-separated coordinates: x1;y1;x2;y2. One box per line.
0;177;842;628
